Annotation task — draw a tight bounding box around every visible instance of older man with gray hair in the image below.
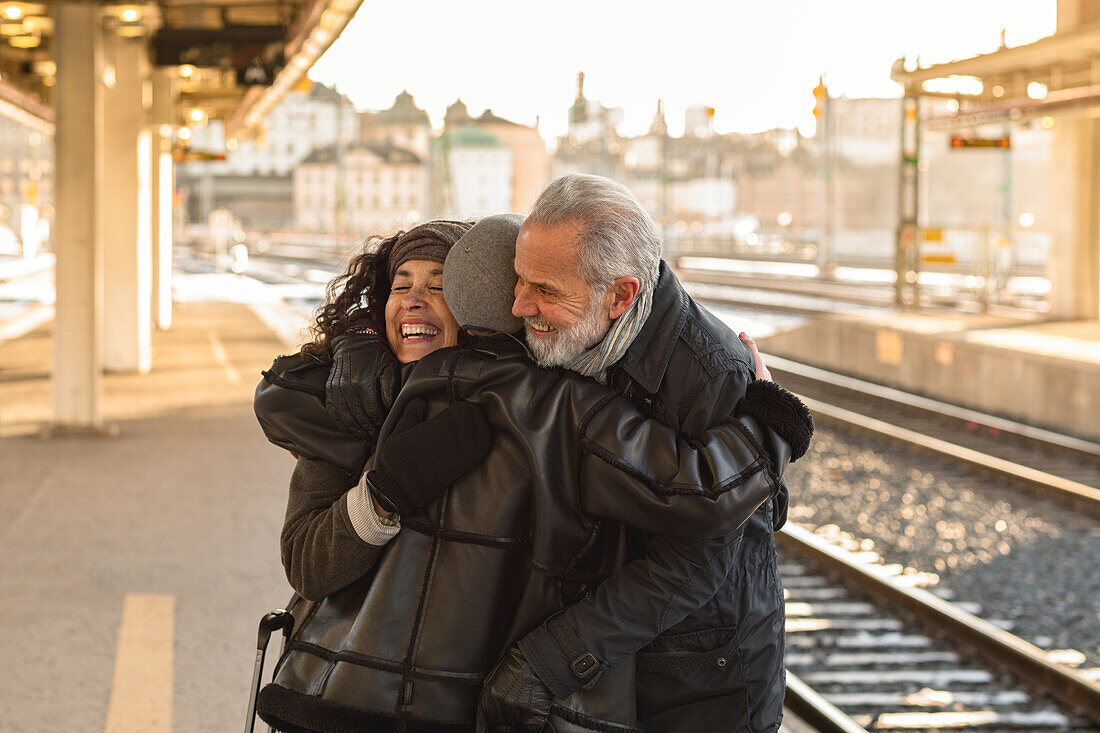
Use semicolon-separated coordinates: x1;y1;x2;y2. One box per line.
480;173;793;732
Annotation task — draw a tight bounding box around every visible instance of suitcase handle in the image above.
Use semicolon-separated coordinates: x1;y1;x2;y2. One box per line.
245;609;295;733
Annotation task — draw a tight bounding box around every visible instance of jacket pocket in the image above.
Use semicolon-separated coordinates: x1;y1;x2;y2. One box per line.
635;626;749;732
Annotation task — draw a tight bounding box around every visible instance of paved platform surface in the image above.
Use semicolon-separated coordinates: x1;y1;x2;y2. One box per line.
0;300;297;731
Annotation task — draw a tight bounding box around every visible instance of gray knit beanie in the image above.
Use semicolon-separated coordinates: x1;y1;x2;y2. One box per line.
443;214;525;334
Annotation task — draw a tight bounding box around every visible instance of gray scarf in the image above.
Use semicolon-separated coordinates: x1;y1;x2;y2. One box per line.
565;286;654;384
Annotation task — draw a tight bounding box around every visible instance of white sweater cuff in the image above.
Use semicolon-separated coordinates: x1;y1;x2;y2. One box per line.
345;471;401;546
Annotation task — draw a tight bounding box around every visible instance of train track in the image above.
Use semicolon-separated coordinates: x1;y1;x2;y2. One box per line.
778;524;1100;732
759;356;1100;730
766;355;1100;515
674;258;1051;317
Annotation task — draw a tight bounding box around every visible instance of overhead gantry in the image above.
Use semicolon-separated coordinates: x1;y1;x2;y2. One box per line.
891;3;1100;319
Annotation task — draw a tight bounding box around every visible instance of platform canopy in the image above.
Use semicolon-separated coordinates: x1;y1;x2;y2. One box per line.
891;20;1100;130
0;0;362;136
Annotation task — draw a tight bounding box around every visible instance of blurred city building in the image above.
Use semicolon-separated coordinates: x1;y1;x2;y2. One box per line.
432;124;513;219
549;77;1055;312
438;99;548;215
161;63;1072;316
294;143;424;235
359;90;432;161
177;87;546;232
554;72;626;180
684;104;717;139
179;82;358;230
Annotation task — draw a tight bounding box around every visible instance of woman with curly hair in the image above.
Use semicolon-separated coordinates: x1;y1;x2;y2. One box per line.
258;219;486;599
303;220;469;366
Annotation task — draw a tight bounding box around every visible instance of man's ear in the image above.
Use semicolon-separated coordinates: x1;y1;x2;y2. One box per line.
608;277;640;319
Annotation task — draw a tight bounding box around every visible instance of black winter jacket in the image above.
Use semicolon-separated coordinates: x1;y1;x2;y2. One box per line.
253;332;804;732
518;263;793;733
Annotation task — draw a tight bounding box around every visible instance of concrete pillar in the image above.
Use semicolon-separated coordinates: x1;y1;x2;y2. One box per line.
102;33;152;373
51;2;104;429
1042;3;1100;320
1057;0;1100;29
1047;116;1100;320
150;69;175;330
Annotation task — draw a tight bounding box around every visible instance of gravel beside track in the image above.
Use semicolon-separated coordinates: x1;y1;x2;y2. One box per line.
784;425;1100;670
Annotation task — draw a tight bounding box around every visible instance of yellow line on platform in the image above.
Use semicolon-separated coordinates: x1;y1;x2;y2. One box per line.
104;593;175;733
208;330;242;383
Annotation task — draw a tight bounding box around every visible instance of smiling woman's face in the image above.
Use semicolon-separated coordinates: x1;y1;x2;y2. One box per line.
385;259;460;363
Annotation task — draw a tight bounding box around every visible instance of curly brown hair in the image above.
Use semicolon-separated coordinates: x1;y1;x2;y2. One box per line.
300;233;398;363
300;220;474;362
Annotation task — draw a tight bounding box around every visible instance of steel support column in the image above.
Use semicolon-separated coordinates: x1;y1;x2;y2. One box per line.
895;96;921;307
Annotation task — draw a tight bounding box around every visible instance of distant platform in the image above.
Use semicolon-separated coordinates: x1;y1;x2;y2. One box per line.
758;310;1100;443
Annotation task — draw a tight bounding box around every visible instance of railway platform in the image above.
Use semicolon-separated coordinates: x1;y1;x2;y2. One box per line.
0;299;298;730
757;309;1100;443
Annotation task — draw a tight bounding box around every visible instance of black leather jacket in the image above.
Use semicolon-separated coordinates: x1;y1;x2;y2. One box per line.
254;329;804;731
519;263;794;732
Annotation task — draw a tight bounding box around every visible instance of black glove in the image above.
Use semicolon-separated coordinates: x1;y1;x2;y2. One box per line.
479;647;554;732
325;329;402;443
367;398;492;515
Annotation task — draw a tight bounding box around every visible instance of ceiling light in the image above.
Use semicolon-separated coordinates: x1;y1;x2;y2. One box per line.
1026;82;1047;100
119;7;140;23
177;127;192;141
3;5;21;20
179;65;195;79
189;108;205;123
9;32;39;48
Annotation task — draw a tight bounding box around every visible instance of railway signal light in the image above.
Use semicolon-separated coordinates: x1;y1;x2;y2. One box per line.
812;79;827;120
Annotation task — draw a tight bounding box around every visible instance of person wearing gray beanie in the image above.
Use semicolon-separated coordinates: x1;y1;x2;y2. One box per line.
442;213;526;334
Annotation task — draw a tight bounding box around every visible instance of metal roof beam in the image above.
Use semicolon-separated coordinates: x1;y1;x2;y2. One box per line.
894;21;1100;89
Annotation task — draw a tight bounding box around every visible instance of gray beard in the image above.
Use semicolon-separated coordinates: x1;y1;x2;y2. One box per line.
524;298;609;369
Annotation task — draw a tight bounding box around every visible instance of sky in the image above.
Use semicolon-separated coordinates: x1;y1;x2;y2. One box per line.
309;0;1057;141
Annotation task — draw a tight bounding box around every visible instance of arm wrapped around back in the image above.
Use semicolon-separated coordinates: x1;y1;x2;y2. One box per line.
575;378;812;539
254;353;370;478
